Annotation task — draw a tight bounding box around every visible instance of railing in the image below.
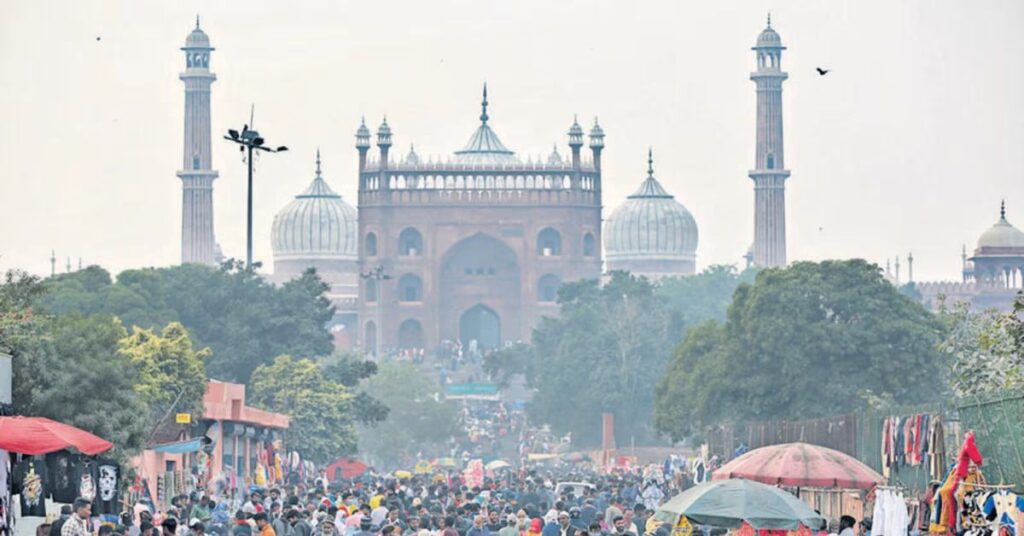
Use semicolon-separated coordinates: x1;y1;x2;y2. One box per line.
359;187;600;206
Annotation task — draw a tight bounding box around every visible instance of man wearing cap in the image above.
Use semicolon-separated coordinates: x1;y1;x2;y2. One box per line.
353;517;375;536
556;512;578;536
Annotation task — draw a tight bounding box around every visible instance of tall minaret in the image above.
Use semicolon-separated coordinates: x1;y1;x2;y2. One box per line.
177;17;218;265
749;14;790;267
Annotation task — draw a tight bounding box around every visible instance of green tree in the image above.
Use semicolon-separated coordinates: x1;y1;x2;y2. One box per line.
938;298;1024;396
321;350;389;425
656;264;757;335
529;272;674;446
118;322;210;421
654;260;947;441
249;355;356;464
38;263;334;383
483;342;536;388
13;314;150;453
356;362;457;468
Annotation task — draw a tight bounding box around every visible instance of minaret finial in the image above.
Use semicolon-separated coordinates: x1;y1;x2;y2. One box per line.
480;83;489;125
767;12;772;28
196;14;200;29
1001;199;1006;219
315;148;322;177
647;148;654;177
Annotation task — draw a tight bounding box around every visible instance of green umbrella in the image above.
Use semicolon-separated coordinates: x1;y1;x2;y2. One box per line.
653;479;825;530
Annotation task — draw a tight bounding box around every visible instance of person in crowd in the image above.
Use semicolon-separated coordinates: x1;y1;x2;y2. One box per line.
254;513;276;536
190;520;207;536
839;516;857;536
858;518;872;536
50;505;74;536
231;512;254;536
609;517;628;536
62;499;92;536
140;522;155;536
586;523;602;536
37;524;52;536
466;515;489;536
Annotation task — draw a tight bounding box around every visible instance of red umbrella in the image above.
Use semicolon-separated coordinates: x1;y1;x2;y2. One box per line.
712;442;885;489
0;416;114;455
325;457;368;480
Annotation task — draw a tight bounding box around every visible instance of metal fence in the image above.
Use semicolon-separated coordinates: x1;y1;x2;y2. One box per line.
956;388;1024;488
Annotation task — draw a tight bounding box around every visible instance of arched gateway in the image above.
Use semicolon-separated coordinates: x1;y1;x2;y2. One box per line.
459;304;501;349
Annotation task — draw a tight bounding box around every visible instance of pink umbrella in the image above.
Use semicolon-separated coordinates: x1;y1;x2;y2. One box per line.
0;416;114;455
712;442;885;489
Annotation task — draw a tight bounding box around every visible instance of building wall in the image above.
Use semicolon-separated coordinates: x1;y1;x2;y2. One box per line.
357;165;602;351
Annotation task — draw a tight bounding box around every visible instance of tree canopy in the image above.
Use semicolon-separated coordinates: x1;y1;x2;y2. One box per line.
654;259;947;442
118;321;210;422
356;362;457;468
482;266;754;447
38;262;335;383
249;355;356;464
939;297;1024;396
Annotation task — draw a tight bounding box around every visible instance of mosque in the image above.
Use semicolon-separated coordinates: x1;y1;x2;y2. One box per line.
175;18;800;353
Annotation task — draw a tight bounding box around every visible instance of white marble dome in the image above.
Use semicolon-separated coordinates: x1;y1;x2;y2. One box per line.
184;20;212;49
272;154;357;261
604;153;698;275
977;206;1024;250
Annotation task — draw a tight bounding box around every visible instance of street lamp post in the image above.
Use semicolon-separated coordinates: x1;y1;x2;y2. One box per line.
223;123;288;271
360;264;391;358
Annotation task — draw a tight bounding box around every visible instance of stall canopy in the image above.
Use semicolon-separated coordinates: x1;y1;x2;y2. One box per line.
151;437;205;454
712;442;885;489
0;416;113;455
325;457;368;480
654;478;826;530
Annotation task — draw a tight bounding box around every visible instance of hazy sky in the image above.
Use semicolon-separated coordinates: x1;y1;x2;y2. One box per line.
2;0;1022;282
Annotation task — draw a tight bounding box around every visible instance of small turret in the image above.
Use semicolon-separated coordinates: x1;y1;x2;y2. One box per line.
589;117;605;172
377;117;392;173
568;116;584;170
355;117;371;171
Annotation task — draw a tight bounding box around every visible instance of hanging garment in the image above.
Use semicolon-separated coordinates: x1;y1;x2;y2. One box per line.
874;489;889;536
46;451;78;504
12;458;47;517
72;458;99;504
94;458;120;515
983;491;1024;536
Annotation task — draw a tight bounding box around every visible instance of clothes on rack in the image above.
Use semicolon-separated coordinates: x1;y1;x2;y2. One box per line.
874;488;911;536
882;414;945;478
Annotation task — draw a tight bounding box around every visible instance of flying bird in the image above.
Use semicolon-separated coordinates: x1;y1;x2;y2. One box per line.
96;36;101;41
816;67;830;76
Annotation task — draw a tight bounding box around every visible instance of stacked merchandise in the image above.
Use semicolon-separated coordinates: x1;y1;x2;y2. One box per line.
882;414;946;480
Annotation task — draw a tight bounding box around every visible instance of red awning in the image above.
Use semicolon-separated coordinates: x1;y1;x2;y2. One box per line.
712;442;885;489
0;416;114;455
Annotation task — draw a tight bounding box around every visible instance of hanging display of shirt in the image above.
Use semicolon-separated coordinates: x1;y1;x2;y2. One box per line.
72;459;98;505
94;458;120;515
12;458;48;517
0;450;11;536
46;451;78;504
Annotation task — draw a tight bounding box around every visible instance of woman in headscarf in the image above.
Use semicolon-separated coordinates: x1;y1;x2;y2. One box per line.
527;518;543;536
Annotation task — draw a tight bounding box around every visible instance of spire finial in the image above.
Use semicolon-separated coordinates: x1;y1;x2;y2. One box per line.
1001;199;1006;219
767;12;772;28
480;83;489;124
361;115;366;126
647;147;654;177
315;148;322;177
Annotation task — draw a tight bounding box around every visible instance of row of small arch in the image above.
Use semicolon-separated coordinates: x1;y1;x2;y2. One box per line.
362;174;598;191
365;228;598;257
365;273;562;303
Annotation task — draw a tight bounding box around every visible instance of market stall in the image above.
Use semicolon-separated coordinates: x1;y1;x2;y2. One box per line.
0;416;116;536
654;478;825;533
713;442;885;520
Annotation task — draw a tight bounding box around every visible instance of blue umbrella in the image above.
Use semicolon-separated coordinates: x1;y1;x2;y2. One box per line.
654;479;825;530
